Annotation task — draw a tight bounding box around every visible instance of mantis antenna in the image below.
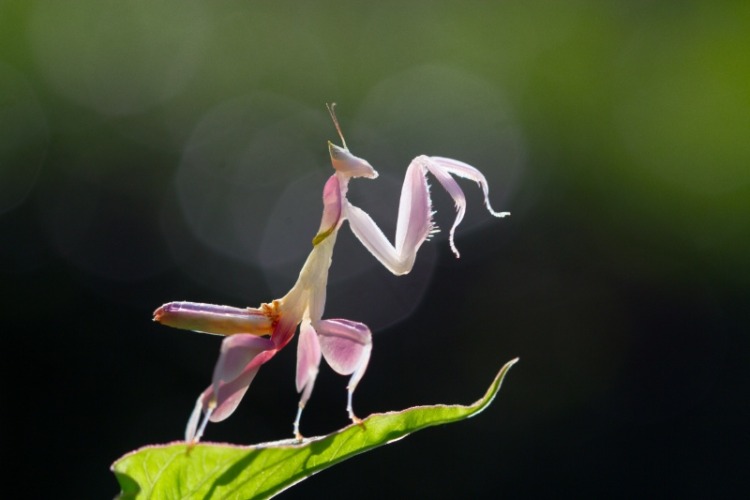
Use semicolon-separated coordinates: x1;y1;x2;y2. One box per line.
326;102;348;150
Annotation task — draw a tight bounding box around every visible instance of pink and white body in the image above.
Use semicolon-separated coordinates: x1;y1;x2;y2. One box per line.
153;104;510;443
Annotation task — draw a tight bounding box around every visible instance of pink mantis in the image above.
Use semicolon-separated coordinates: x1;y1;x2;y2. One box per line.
153;104;510;442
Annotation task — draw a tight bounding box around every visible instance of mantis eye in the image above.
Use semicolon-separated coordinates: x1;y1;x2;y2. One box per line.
328;142;378;179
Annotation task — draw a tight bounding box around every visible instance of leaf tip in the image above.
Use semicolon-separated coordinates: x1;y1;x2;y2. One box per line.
469;357;519;417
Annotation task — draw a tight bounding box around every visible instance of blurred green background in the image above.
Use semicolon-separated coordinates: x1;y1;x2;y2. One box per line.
1;1;748;498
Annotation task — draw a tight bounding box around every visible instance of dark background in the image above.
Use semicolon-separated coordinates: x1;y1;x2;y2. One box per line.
1;1;748;498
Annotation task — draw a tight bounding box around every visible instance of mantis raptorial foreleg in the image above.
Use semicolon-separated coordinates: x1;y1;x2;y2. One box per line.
343;157;509;275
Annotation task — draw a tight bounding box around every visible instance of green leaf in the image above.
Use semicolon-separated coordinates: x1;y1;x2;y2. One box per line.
112;358;518;499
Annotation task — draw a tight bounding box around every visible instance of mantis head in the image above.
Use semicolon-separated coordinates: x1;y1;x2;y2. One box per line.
326;103;378;180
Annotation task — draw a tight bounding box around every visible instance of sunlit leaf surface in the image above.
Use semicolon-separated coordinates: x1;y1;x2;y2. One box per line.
112;358;517;499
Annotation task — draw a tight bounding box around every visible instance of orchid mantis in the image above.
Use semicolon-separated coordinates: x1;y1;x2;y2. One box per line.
154;104;510;443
